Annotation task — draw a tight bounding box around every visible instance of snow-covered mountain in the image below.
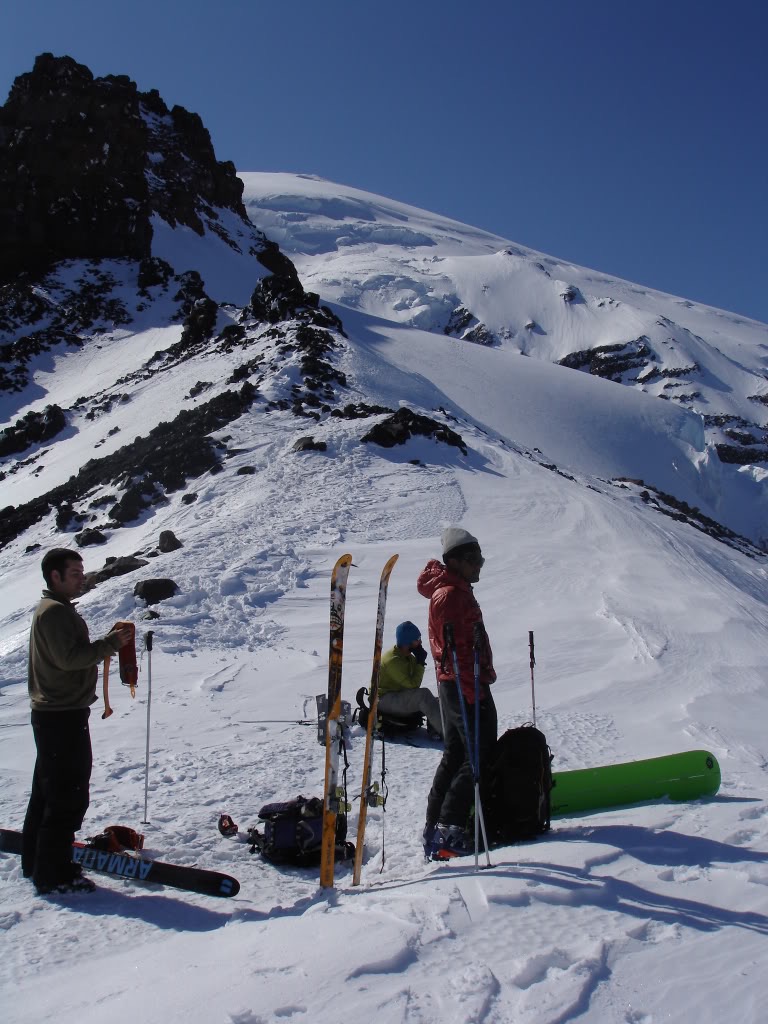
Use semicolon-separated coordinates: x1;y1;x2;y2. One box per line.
1;56;768;1024
241;171;768;545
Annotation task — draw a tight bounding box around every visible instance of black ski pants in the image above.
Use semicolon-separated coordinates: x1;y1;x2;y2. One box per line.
22;708;92;888
377;687;444;738
426;681;497;829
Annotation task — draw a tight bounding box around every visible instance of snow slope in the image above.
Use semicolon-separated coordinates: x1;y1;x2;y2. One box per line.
242;172;768;545
1;175;768;1024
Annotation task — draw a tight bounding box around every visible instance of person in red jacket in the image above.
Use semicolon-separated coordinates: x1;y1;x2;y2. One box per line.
417;526;497;857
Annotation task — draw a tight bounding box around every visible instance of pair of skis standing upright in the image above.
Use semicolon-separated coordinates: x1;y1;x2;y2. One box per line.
319;552;491;888
319;552;397;888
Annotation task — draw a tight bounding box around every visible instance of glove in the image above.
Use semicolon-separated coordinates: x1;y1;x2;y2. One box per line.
412;643;428;666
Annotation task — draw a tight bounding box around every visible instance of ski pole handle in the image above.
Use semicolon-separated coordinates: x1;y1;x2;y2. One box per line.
529;630;535;669
146;631;154;652
473;621;484;648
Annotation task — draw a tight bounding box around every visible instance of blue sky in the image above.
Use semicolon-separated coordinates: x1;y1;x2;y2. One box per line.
2;0;766;323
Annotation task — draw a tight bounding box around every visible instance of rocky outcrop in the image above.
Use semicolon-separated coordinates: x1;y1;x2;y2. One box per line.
0;55;358;556
83;555;150;591
0;405;66;455
0;54;152;278
361;408;467;455
74;527;108;547
613;478;765;557
292;436;327;453
444;305;495;346
0;382;258;549
0;53;279;283
559;339;656;381
158;530;183;553
134;578;179;605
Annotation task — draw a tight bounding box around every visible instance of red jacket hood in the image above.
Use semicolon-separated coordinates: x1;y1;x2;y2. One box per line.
417;559;470;600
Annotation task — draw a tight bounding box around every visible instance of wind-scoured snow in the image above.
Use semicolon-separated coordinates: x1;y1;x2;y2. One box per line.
1;174;767;1024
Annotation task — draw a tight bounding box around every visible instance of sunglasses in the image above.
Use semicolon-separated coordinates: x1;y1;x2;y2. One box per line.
462;549;485;567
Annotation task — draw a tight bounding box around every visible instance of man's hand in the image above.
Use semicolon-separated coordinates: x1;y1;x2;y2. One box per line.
113;626;134;649
412;643;428;666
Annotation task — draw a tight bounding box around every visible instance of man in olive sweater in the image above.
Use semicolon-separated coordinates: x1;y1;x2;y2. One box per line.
377;621;443;739
22;548;131;895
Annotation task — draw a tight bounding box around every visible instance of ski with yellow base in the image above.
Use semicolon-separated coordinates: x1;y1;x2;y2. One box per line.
319;553;353;888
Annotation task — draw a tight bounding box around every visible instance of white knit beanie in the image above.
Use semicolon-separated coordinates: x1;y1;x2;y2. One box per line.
441;526;480;557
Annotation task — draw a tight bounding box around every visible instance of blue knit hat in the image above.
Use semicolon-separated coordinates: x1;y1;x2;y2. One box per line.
395;621;421;647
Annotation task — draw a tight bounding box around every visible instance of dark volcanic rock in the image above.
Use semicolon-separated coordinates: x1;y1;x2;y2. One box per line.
361;408;468;455
158;530;183;552
0;267;134;395
0;54;152;278
0;404;66;456
248;274;313;324
291;436;328;453
134;578;179;605
444;305;494;345
716;444;768;465
84;555;149;589
559;339;655;381
0;52;257;283
74;527;108;547
0;382;258;549
331;402;393;420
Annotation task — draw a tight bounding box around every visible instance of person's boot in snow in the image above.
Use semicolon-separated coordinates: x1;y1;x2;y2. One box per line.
429;823;471;860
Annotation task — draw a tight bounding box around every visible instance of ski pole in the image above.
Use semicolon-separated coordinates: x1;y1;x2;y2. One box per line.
142;631;154;824
473;625;483;776
443;623;491;870
529;630;536;727
471;622;492;869
472;622;484;867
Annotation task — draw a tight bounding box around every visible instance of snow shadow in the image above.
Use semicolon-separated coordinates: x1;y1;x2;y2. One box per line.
569;822;768;868
56;884;337;932
66;888;250;931
500;860;768;937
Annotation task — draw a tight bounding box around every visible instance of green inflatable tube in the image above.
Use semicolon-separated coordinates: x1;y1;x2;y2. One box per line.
551;749;721;818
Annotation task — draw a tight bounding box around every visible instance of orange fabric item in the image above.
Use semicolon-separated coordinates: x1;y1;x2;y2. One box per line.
112;621;138;696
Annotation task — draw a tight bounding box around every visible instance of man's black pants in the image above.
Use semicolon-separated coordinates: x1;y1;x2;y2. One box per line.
22;708;92;888
426;682;497;829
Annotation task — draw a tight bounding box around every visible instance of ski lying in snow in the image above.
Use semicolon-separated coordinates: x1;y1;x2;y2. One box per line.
319;553;353;888
0;829;240;898
550;749;721;818
352;554;398;886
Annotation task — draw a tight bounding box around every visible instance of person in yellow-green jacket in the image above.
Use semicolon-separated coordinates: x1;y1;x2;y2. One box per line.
377;621;443;740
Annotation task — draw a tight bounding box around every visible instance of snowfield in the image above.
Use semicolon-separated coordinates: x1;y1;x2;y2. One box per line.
1;174;768;1024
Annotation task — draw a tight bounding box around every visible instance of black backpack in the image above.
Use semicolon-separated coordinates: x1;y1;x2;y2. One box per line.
485;725;553;845
248;795;355;867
